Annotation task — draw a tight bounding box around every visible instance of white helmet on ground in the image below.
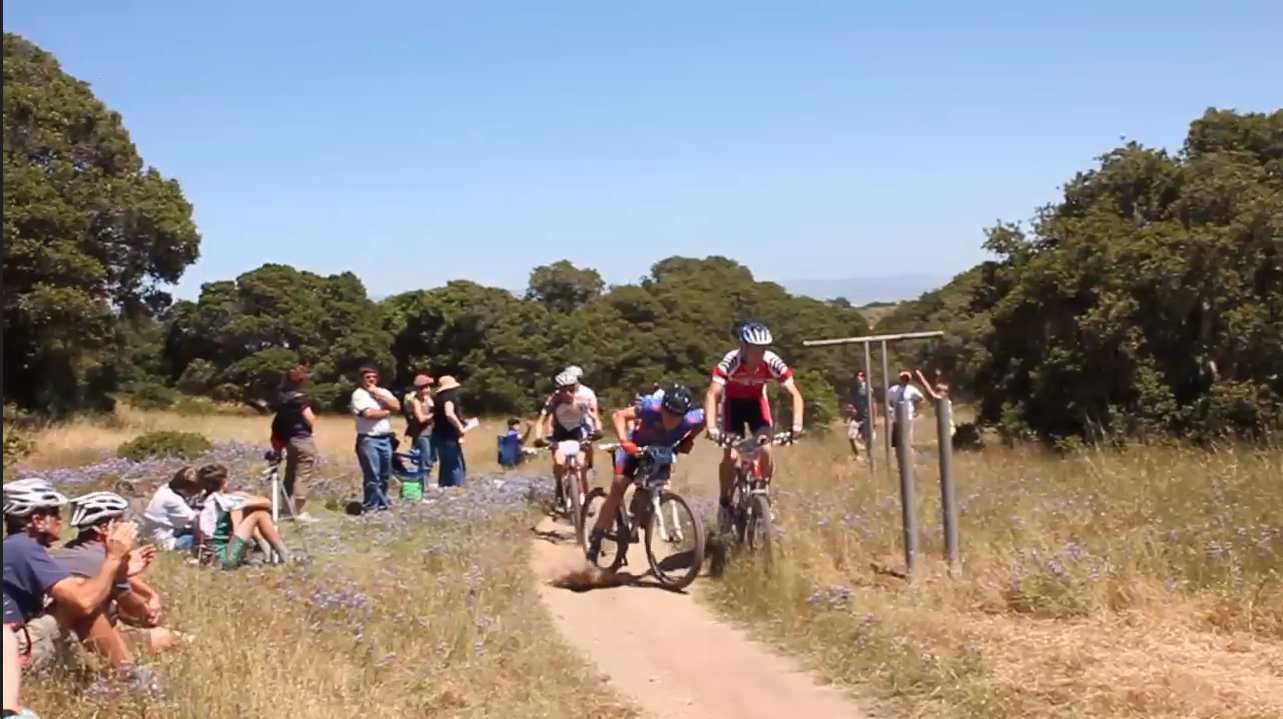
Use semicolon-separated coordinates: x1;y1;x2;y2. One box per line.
69;491;131;528
554;370;578;388
564;365;584;379
2;478;71;517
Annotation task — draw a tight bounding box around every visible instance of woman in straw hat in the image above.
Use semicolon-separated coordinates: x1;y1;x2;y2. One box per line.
429;376;470;487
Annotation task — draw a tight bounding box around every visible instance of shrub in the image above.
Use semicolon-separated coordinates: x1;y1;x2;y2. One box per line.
3;403;34;476
125;382;180;411
952;422;984;451
116;431;214;462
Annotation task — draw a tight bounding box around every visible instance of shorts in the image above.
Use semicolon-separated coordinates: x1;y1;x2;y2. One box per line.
551;423;590;444
9;614;68;671
847;418;873;443
613;449;641;477
217;537;252;570
721;396;772;437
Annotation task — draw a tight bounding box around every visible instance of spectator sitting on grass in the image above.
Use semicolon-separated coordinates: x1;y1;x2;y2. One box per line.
194;465;295;568
55;493;178;657
4;479;152;718
141;467;201;552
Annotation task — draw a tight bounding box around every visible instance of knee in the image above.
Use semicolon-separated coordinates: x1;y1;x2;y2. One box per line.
3;623;16;654
148;627;176;652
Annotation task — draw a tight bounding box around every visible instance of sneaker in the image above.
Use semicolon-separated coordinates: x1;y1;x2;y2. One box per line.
585;531;604;564
4;708;42;719
293;512;320;524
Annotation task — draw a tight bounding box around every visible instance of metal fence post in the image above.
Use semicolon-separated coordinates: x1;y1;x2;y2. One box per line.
862;341;874;472
937;397;959;573
894;400;917;576
880;340;892;474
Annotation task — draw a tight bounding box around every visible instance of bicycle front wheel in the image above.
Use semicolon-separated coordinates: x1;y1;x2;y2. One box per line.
569;462;586;549
644;490;705;590
743;494;773;557
582;488;627;572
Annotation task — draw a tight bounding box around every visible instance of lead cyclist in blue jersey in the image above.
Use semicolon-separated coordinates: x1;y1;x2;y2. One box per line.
585;385;706;564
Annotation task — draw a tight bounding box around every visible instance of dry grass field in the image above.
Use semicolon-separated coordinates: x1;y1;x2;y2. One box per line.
12;406;638;719
9;402;1282;719
705;424;1283;719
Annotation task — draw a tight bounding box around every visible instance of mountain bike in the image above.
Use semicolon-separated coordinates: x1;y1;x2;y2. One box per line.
536;433;600;549
583;444;706;590
715;430;799;556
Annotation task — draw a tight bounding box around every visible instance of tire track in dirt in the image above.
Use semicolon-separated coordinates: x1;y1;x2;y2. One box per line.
529;515;872;719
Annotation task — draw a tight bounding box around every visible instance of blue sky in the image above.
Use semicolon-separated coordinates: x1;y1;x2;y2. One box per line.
6;1;1279;300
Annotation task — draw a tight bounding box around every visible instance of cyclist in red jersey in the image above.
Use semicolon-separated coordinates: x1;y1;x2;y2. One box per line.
702;322;805;530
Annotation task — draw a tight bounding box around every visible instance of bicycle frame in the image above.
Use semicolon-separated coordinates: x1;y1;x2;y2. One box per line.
598;442;685;542
719;431;793;494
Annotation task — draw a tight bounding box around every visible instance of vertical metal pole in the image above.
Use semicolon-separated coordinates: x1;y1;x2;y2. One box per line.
862;341;874;472
937;397;959;573
880;340;892;473
894;400;917;576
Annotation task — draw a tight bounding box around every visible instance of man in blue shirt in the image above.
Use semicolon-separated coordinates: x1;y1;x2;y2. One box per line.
584;385;706;564
3;479;140;718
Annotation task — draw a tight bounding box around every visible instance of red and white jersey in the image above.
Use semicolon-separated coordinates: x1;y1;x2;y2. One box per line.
711;349;794;400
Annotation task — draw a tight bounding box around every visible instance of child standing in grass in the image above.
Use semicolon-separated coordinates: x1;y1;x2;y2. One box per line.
194;465;294;568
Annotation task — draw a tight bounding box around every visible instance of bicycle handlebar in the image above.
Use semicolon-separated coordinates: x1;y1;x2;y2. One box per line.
716;430;801;450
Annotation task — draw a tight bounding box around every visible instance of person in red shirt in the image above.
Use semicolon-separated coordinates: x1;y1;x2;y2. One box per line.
702;322;805;531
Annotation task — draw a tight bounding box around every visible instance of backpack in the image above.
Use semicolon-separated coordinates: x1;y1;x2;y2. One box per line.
402;391;420;436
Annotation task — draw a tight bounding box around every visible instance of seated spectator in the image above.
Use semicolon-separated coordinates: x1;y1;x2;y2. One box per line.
194;465;295;568
56;492;176;656
142;467;201;552
3;479;149;718
497;418;523;468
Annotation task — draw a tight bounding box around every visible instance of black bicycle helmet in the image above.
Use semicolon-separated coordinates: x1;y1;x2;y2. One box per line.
661;385;693;415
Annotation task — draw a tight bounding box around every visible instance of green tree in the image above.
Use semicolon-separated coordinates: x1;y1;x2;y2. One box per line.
2;34;201;413
974;108;1282;442
163;264;392;409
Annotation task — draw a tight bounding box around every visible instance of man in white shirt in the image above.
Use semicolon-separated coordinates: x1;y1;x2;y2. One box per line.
886;370;925;449
350;366;401;512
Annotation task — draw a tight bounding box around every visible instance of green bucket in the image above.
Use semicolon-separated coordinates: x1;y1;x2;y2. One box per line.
400;479;424;501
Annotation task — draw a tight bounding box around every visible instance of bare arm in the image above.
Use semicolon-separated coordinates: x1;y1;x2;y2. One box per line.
302;406;317;428
914;371;941;401
48;534;131;618
613;406;638;442
442;400;465;434
784;380;805;428
411;397;431;424
703;382;723;435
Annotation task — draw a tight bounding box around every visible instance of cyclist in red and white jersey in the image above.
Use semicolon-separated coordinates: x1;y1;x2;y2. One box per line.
702;322;805;529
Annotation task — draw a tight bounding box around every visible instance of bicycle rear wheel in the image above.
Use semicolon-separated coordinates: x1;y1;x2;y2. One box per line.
644;490;705;590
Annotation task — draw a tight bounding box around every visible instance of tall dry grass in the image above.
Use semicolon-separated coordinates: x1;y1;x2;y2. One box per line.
15;407;637;719
704;430;1283;719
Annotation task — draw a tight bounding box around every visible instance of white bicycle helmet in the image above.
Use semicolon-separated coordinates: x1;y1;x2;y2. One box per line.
2;478;70;517
564;365;584;379
554;370;578;388
739;321;774;346
69;491;131;528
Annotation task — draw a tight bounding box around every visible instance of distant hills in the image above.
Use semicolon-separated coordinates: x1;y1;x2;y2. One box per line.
778;275;945;305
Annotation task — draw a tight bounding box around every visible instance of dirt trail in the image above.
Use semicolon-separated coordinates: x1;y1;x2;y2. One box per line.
529;515;872;719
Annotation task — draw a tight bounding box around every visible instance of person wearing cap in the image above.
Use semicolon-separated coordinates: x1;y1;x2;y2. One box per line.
886;370;926;450
351;366;401;512
403;374;437;477
3;480;145;717
429;376;469;487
